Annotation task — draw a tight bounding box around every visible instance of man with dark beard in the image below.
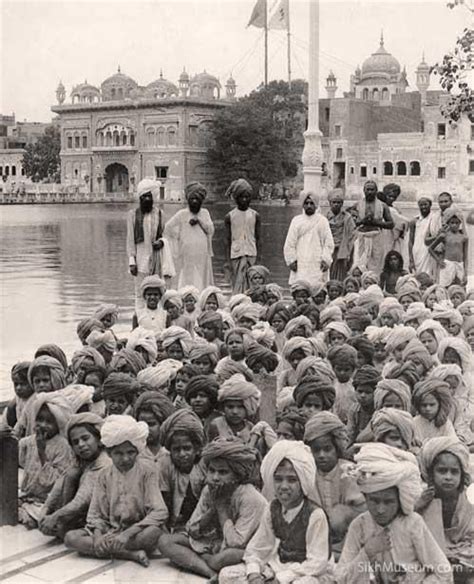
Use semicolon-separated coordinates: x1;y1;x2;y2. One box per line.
164;182;215;290
126;179;174;311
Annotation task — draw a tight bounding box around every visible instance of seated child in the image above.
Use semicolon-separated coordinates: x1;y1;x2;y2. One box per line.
231;303;262;330
324;322;352;349
5;361;34;430
136;275;167;334
76;317;105;346
266;301;293;354
412;380;457;445
336;442;452;584
81;364;107;416
371;408;416;452
163;290;194;334
289;280;313;311
172;362;198;409
417;437;473;579
327;344;358;424
284;316;314;340
245;343;279;376
108;349;146;377
293;375;336;418
64;415;167;567
126;327;158;366
133;391;175;464
197;310;226;357
279;337;315;395
347;336;375;367
189;341;219;375
39;413;111;539
184;375;220;440
304;412;365;554
275;407;309;441
345;310;372;337
346;365;380;445
85;329;117;366
157;409;207;532
70;348;105;384
265;283;284;306
198;286;226;313
103;372;139;416
159;438;266;581
326;279;344;302
221;439;334;584
18;393;74;527
28;355;68;393
208;374;261;444
179;285;200;326
373;379;412;411
161;326;193;362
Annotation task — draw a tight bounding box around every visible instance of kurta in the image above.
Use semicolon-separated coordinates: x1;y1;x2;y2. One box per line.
136;305;167;334
228;208;258;294
314;460;366;516
186;484;267;554
336;512;453;584
333;381;358;425
164;208;214;290
86;459;168;534
413;416;457;445
412;213;437;277
327;210;355;281
353;198;390;273
126;208;161;275
283;212;334;286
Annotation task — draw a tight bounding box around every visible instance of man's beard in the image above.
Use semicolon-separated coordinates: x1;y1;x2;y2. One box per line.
208;481;237;498
140;200;153;214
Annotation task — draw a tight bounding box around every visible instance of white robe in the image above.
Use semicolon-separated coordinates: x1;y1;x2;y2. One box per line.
413;213;437;277
283;212;334;286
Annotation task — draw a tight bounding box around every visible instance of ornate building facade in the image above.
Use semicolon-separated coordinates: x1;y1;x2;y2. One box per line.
51;68;237;200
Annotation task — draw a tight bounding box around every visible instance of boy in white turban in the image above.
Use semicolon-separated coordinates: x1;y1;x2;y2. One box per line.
336;442;452;583
64;415;168;567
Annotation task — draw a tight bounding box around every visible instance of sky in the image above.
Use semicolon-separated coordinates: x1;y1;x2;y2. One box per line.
0;0;469;122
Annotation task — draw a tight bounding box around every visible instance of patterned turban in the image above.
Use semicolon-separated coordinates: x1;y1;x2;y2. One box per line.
403;302;431;325
93;304;119;326
185;375;219;408
137;359;183;392
160;409;205;450
327;343;358;368
126;327;158;363
34;345;68;372
345;307;372;331
218;374;261;417
284;316;313;339
198;286;226;311
348;335;375;362
354;443;422;514
28;356;67;391
185;181;207;201
228;294;252;312
401;339;433;372
71;347;106;374
397;284;422;304
86;329;117;353
438;337;473;373
202;437;259;483
428;363;463;385
179;285;200;303
293;375;336;410
197;310;223;329
377;301;404;325
290;280;313;297
161;326;193;356
189;341;219;367
360;271;379;288
215;359;254;384
295;356;335;384
319;306;343;328
371;408;415;449
265;283;284;302
384;361;421;390
324;321;352;341
136;178;160;200
365;325;392;345
32;391;74;435
77;318;105;344
416;319;448;348
422;284;448;305
245;342;279;373
101;414;148;452
133;390;175;423
231;302;262;326
102;372;139;400
353;365;381;388
419;437;471;486
11;361;31;380
432;302;463;326
261;440;319;503
385;325;417;354
225;178;253;201
162;289;183;310
265;301;293;326
140;275;166;298
374;379;412;411
248;265;270;283
412;379;453;427
447;284;466;303
282;337;315;363
109;348;147;376
66;412;104;441
304;411;348;455
276;407;309;441
250;321;275;348
458;300;474;317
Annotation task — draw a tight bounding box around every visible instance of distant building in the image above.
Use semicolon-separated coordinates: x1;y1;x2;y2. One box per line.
319;36;474;202
51;68;237;201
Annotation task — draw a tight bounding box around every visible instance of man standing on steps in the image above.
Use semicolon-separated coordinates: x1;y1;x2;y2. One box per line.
409;197;436;277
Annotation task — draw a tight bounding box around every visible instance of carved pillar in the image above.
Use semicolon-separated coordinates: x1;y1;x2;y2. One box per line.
303;0;323;195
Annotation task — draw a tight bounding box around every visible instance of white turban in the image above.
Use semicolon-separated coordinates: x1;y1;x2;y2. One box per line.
217;374;261;417
261;440;319;503
228;294;252;312
86;329;117;353
324;321;352;340
101;414;148;452
354;443;422;515
250;321;276;348
126;326;158;362
365;325;392;345
179;285;200;303
136;178;161;200
137;359;183;391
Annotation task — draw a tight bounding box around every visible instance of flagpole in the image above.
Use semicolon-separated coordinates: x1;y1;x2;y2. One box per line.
287;0;291;88
264;0;269;86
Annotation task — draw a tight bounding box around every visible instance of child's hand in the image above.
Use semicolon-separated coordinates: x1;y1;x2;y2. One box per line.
107;533;129;553
39;513;58;535
93;533;111;557
364;530;391;561
415;486;435;512
247;574;264;584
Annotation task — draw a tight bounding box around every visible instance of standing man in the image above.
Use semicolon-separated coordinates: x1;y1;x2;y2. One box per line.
326;188;355;281
164;182;214;290
127;179;174;311
224;178;261;293
382;183;409;264
352;180;394;274
408;197;436;277
283;191;334;286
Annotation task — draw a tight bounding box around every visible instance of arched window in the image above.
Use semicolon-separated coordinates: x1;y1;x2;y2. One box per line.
382;88;389;100
121;131;127;146
82;135;87;148
4;165;9;176
99;132;104;147
383;161;393;176
147;129;155;147
111;88;116;99
362;88;369;100
396;161;407;176
74;134;80;149
106;131;112;147
410;161;421;176
118;87;123;98
67;136;73;149
372;88;379;100
167;127;176;146
157;128;165;146
11;165;16;176
130;133;135;146
113;131;120;147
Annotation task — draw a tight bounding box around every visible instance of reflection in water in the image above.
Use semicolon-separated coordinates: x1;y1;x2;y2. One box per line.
0;202;298;398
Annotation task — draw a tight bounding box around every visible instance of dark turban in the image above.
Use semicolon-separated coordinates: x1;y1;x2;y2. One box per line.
28;356;67;390
66;412;104;442
245;342;279;373
185;181;207;201
327;343;358;369
412;379;453;428
160;409;205;450
11;361;31;379
345;308;372;332
303;411;348;456
293;375;336;410
202;437;258;483
109;349;147;376
276;407;309;441
225;178;253;201
133;390;175;423
197;310;223;329
35;344;68;372
103;372;139;401
353;365;381;388
185;375;219;408
371;408;415;449
265;301;292;325
348;335;375;364
77;318;105;344
384;361;421;390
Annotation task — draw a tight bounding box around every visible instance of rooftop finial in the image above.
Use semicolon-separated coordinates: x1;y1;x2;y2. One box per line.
380;30;384;47
422;50;425;62
160;68;163;78
118;65;121;73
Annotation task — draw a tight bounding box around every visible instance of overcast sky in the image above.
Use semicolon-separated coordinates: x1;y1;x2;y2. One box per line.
1;0;468;122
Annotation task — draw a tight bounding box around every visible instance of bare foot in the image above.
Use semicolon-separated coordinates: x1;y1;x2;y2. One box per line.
131;550;149;567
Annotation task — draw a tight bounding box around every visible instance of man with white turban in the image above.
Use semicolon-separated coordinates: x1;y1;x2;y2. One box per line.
127;178;175;311
283;191;334;286
337;442;452;584
64;415;168;566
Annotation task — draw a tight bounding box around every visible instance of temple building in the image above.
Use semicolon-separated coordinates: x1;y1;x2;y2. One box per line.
319;35;474;202
51;68;237;200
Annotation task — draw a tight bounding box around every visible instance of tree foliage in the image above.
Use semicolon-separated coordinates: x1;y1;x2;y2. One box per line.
22;125;61;183
207;80;307;193
432;1;474;124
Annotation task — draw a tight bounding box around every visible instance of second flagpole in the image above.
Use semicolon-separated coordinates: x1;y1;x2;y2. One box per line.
264;0;268;86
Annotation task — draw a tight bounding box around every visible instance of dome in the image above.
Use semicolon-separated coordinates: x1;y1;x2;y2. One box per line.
71;81;100;95
179;68;190;82
71;80;100;103
146;72;178;98
327;70;336;80
361;37;401;79
417;53;430;72
190;70;221;88
101;66;138;101
226;74;236;87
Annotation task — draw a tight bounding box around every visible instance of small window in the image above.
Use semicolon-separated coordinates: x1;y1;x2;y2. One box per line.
75;136;80;148
383;161;393;176
0;166;3;175
334;125;341;137
11;165;16;176
421;121;424;133
360;165;367;178
363;88;369;100
438;166;446;179
437;123;446;138
350;166;354;175
155;166;168;179
82;135;87;148
372;166;377;174
325;108;330;122
21;167;25;176
410;161;421;176
130;133;135;146
4;166;9;176
74;169;79;177
321;162;328;176
336;147;343;159
67;136;73;149
396;161;407;176
469;160;474;175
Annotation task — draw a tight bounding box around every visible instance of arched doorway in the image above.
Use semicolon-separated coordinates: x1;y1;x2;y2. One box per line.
105;163;129;194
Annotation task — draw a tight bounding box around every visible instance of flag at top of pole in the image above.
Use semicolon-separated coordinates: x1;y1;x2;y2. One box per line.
268;0;289;30
247;0;266;28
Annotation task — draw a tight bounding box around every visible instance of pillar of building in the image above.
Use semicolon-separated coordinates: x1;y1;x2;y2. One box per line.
302;0;324;195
